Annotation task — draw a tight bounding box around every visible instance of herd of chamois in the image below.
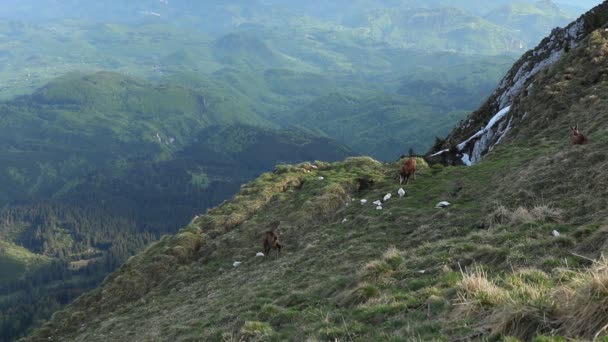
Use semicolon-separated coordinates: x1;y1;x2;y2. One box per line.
260;125;588;257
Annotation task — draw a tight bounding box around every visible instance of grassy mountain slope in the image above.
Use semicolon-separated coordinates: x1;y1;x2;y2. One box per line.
0;124;353;341
429;0;608;165
27;26;608;341
0;70;355;340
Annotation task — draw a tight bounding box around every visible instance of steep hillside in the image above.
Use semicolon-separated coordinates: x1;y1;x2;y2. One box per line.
0;72;355;340
0;123;353;341
27;17;608;341
430;1;608;165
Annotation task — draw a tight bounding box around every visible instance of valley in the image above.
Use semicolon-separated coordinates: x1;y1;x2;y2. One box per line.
0;0;604;340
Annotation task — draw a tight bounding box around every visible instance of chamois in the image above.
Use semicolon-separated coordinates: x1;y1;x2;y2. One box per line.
263;230;282;258
399;157;417;185
570;124;588;145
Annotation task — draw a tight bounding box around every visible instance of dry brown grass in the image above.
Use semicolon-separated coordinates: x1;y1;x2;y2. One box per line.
457;266;507;312
557;259;608;340
492;306;557;341
458;259;608;340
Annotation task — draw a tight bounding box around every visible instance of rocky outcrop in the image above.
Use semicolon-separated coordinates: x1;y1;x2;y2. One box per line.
428;1;608;165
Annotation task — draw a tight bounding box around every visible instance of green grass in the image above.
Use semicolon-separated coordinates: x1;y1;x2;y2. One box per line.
26;80;608;341
5;3;605;341
23;138;600;341
0;241;49;285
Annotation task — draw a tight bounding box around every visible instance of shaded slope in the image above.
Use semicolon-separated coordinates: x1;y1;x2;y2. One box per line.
288;92;464;160
0;71;266;205
26;22;608;341
0;124;353;341
0;71;354;340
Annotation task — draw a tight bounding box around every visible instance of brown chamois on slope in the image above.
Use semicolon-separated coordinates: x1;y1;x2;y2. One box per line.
263;221;282;257
399;157;417;185
570;124;588;145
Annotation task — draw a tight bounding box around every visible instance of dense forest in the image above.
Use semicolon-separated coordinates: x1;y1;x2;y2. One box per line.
0;202;161;340
0;120;352;340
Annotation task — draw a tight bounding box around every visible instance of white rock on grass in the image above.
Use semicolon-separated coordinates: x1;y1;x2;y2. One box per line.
376;206;383;210
552;230;560;237
256;252;265;257
435;201;451;209
318;176;325;180
342;218;348;224
373;200;382;206
383;193;392;202
233;261;242;267
361;199;368;205
398;188;406;198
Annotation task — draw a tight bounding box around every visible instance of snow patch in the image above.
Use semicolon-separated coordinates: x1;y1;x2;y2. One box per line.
457;106;512;157
430;149;449;157
398;188;406;198
435;201;450;208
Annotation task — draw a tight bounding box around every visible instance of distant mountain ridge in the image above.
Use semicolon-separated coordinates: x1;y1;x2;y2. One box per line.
21;3;608;338
0;72;354;340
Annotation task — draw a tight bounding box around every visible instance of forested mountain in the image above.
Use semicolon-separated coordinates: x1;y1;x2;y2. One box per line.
0;0;603;340
24;3;608;339
0;71;352;340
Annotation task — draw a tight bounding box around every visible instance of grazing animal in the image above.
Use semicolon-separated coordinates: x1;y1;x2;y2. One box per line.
263;230;282;258
399;157;417;185
570;124;588;145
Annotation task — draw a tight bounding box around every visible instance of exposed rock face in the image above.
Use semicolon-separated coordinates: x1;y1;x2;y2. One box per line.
428;2;608;166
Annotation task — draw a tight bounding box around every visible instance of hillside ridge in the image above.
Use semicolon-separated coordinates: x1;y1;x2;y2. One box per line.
429;0;608;165
18;2;608;341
